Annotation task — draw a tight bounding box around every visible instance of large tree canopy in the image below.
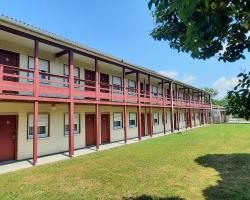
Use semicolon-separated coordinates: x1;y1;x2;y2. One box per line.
227;71;250;120
148;0;250;62
148;0;250;120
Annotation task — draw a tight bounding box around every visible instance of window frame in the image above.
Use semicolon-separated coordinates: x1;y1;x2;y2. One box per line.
152;85;158;97
112;76;122;91
63;64;81;86
153;112;159;125
27;113;50;139
128;79;136;94
129;112;137;128
28;56;50;83
113;112;123;129
64;113;81;135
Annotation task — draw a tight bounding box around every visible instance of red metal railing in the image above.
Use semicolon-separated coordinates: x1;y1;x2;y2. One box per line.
0;64;211;108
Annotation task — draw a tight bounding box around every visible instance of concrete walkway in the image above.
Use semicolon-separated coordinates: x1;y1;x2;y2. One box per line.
0;126;204;175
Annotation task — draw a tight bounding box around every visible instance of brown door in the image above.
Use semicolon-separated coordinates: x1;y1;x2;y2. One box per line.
101;114;110;143
141;113;145;136
0;115;16;162
0;49;19;94
100;73;109;93
85;70;96;91
85;114;96;146
147;113;152;135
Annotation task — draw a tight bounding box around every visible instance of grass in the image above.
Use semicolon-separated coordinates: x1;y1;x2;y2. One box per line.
0;124;250;200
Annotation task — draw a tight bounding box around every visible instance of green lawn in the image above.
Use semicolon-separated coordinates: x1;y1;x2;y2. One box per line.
0;124;250;200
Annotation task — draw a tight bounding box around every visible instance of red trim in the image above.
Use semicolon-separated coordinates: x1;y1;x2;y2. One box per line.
68;50;74;157
96;104;100;150
124;105;127;143
33;101;38;164
163;107;166;134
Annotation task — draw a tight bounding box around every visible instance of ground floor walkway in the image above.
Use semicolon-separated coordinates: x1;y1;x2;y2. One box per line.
0;126;204;174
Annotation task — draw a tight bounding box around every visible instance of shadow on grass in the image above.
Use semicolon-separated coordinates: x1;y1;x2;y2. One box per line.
195;153;250;200
123;195;185;200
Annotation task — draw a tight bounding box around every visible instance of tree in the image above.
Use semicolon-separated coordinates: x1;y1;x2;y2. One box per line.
227;72;250;120
203;87;228;106
148;0;250;62
203;87;218;98
148;0;250;119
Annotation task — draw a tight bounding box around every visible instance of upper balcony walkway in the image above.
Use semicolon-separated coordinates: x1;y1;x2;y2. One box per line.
0;64;211;109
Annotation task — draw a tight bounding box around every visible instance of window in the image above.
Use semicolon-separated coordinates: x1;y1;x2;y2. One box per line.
154;113;159;125
64;113;80;135
128;80;136;93
28;114;49;139
129;112;137;128
113;76;122;91
64;64;80;85
152;86;158;97
28;57;49;81
113;112;123;129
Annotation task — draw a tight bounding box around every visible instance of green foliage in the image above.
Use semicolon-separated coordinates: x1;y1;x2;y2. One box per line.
148;0;250;62
203;87;218;98
227;72;250;120
212;97;228;107
148;0;250;119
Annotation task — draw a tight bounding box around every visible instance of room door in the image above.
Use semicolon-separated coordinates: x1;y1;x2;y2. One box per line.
100;73;109;93
0;115;16;162
84;70;96;91
101;114;110;143
85;114;96;146
147;113;152;135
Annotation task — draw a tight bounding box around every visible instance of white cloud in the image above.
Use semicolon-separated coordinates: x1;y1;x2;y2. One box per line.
212;76;239;99
158;71;196;83
182;74;197;83
158;70;178;79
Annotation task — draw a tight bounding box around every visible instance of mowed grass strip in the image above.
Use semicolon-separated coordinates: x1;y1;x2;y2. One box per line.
0;124;250;200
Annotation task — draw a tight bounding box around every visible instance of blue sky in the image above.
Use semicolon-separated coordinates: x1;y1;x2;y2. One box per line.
0;0;249;98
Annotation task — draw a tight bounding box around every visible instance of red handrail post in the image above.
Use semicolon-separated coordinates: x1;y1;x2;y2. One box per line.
33;40;39;165
68;50;75;157
0;65;3;94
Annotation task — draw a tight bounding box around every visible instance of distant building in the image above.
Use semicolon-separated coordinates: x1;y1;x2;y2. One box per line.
211;105;227;123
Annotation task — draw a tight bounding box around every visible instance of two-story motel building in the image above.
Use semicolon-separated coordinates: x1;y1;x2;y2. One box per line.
0;16;212;164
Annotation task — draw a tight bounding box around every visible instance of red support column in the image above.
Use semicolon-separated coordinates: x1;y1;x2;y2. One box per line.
96;104;100;150
149;106;153;137
68;50;74;157
137;106;142;140
34;40;39;98
136;72;142;140
0;65;3;93
193;109;196;127
124;105;127;143
95;59;100;149
185;109;188;129
170;82;174;133
123;67;126;103
95;59;100;101
176;108;180;131
163;107;166;134
199;110;202;126
188;88;192;128
33;101;38;164
33;40;39;165
148;75;152;104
